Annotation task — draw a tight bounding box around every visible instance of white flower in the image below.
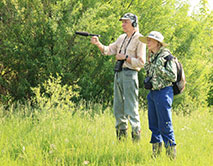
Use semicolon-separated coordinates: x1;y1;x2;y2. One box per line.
83;161;89;165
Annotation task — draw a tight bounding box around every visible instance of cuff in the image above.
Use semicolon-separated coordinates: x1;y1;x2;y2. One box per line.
103;46;109;55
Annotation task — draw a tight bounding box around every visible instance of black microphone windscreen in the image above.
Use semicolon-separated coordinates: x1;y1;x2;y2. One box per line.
75;31;89;36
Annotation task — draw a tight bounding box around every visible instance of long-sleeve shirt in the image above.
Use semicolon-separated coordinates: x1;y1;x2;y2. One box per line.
102;31;146;71
144;47;177;90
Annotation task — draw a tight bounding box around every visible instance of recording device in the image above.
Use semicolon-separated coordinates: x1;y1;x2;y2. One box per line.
144;76;153;90
114;60;124;72
114;46;126;72
75;31;101;37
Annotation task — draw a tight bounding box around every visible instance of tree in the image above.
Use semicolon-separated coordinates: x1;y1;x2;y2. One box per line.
0;0;212;111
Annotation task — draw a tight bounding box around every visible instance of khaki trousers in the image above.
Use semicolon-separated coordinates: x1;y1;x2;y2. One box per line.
113;69;141;133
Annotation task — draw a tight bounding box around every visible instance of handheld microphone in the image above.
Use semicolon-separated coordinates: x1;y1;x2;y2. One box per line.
75;31;101;37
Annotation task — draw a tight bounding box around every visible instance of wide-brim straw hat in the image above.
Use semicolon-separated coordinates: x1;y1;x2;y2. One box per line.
139;31;168;46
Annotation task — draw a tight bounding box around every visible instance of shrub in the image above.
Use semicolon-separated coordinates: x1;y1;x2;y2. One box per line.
31;74;79;111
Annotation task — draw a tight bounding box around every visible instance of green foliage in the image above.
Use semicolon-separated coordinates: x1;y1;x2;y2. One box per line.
31;74;79;111
0;0;212;111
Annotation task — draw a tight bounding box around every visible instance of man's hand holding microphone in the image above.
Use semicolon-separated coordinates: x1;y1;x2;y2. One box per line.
91;36;105;53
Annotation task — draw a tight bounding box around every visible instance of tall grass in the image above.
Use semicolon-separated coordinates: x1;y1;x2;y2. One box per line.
0;105;212;166
1;76;211;165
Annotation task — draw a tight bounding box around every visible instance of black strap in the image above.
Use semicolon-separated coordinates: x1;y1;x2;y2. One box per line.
119;31;136;54
164;54;182;82
164;54;174;68
147;52;161;76
151;52;161;63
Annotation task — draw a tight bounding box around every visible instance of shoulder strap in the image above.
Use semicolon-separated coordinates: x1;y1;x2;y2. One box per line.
176;61;182;82
164;54;174;67
147;52;161;76
151;52;161;63
164;54;183;82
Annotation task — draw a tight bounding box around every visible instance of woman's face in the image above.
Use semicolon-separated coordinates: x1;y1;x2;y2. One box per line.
147;38;159;51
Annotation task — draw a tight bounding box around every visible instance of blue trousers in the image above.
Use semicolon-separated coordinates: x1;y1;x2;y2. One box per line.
147;86;176;147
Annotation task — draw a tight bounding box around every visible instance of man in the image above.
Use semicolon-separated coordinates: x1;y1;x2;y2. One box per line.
91;13;146;141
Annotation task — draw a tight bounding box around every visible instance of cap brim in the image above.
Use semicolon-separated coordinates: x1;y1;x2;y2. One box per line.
139;36;168;46
119;18;130;21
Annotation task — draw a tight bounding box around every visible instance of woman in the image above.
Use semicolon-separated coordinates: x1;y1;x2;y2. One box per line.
139;31;177;159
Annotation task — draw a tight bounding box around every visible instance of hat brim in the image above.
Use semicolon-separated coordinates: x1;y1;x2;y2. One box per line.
139;36;168;46
139;36;148;44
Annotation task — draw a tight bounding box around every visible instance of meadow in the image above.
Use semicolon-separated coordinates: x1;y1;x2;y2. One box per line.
0;1;212;165
0;104;212;166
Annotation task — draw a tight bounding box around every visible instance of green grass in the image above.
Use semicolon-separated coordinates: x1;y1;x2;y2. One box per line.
0;106;212;166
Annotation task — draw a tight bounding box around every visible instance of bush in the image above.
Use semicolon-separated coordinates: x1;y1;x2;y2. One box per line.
31;74;79;111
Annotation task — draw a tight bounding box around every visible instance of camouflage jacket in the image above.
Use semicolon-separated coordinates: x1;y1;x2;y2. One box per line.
144;47;177;90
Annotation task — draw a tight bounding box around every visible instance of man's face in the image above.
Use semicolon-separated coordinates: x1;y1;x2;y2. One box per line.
121;19;133;33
